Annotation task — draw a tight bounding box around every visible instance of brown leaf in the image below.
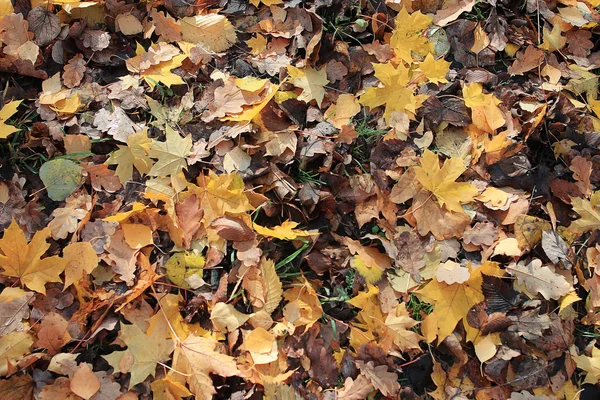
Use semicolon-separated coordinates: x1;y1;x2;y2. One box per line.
508;45;544;75
63;54;86;88
70;363;100;399
27;6;60;47
211;216;255;241
567;30;593;58
356;360;400;397
35;312;71;356
0;371;34;400
570;155;593;197
175;195;203;248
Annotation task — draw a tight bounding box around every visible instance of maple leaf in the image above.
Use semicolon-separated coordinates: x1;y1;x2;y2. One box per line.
287;65;329;107
462;83;505;132
107;128;154;184
416;261;503;342
189;172;253;229
0;99;21;139
172;335;239;399
246;34;267;55
417;53;450;84
147;126;192;178
389;8;433;63
0;220;68;294
118;323;174;388
413;150;478;214
359;63;427;125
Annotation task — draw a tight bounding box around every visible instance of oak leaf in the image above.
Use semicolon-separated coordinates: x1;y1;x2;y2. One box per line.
0;220;68;294
570;193;600;233
507;259;571;300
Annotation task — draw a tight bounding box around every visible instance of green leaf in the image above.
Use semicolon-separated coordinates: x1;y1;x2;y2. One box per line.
39;159;83;201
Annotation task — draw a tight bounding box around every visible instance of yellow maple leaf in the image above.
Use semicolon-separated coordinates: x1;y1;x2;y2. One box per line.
413;150;478;214
417;53;450;84
107;128;154;184
539;24;566;52
253;220;314;240
462;83;505;133
416;261;503;341
117;323;174;388
389;8;433;63
250;0;282;5
0;219;68;294
0;100;21;139
147;126;192;178
222;82;280;123
359;63;427;125
246;34;267;55
287;65;329;107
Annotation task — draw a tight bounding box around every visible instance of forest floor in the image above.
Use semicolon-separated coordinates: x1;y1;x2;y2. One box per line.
1;0;600;399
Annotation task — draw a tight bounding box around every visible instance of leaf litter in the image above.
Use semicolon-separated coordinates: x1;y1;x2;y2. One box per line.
1;0;600;399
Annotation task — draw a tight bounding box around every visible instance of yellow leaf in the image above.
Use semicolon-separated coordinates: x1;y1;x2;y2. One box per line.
573;347;600;383
103;202;146;223
389;8;433;63
0;100;21;139
0;220;68;294
417;53;450;84
0;0;14;17
172;335;239;399
151;377;193;400
350;255;384;284
514;214;551;249
282;278;323;329
559;291;581;313
540;24;566;52
287;65;329;107
0;331;33;376
142;54;187;88
222;82;280;122
250;0;282;5
569;193;600;233
147;126;192;178
416;261;503;341
246;34;267;55
253;220;313;240
259;257;283;314
413;150;478;214
106;128;155;184
210;302;251;333
359;63;425;125
324;93;361;129
63;242;98;289
471;23;490;54
50;93;81;115
180;14;237;52
241;327;278;364
165;252;205;289
122;223;154;249
462;83;505;132
119;323;174;388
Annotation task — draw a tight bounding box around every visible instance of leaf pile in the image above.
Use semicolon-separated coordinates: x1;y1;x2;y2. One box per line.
2;0;600;399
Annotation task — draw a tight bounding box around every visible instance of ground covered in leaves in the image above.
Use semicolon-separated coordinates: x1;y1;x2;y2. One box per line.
3;0;600;399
